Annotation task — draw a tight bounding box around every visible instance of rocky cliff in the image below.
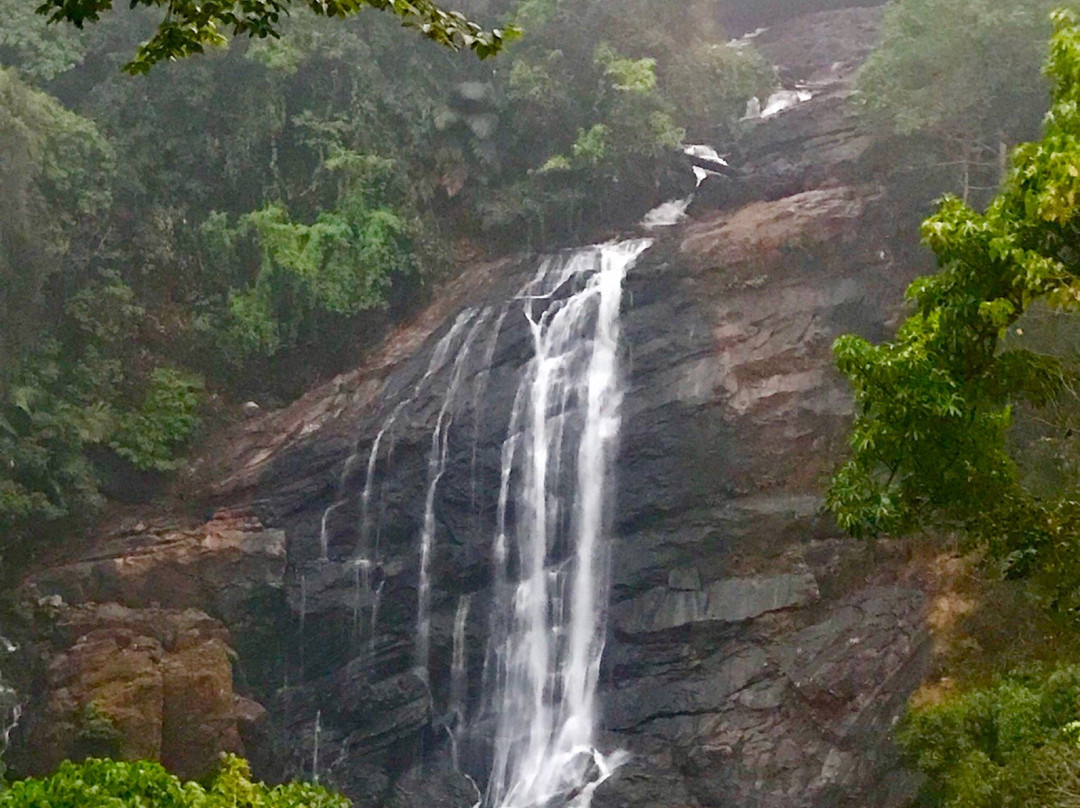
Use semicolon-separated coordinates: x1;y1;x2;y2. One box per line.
5;7;953;807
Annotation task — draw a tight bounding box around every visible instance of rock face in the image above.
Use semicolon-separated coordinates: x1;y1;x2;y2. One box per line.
13;603;247;781
12;6;947;808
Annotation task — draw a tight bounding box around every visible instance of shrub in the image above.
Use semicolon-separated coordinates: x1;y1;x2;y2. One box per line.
0;755;350;808
899;665;1080;807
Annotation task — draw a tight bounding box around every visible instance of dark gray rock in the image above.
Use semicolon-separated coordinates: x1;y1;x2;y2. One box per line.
613;572;819;634
386;766;482;808
13;8;940;808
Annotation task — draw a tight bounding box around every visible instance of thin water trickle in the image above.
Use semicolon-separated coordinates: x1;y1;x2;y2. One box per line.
450;594;471;727
416;310;489;682
352;558;372;640
0;637;20;764
312;709;322;783
328;309;479;567
369;578;385;662
298;574;307;679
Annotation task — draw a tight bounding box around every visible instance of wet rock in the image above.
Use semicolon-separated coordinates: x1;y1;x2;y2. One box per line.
613;572;819;635
13;8;939;807
593;758;700;808
25;509;286;630
19;604;245;780
385;766;482;808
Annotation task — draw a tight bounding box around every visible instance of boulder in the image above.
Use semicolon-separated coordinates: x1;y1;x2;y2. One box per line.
18;604;247;781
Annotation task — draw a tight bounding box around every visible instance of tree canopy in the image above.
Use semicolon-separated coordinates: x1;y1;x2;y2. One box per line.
857;0;1080;199
0;0;775;570
37;0;518;73
829;9;1080;613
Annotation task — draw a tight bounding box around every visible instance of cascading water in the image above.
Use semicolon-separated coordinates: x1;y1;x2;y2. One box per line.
642;144;727;230
327;157;702;805
0;635;19;770
483;239;650;808
332;308;478;566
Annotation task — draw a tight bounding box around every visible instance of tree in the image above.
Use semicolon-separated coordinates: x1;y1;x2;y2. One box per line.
35;0;518;73
828;11;1080;613
897;665;1080;808
857;0;1077;199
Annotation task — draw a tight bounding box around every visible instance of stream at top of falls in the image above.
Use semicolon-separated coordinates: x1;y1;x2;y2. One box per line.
313;170;708;807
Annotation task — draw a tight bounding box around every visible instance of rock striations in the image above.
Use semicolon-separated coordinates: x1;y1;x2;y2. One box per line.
7;7;953;808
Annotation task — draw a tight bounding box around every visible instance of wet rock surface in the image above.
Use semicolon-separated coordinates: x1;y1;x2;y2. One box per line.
12;7;944;808
11;603;244;780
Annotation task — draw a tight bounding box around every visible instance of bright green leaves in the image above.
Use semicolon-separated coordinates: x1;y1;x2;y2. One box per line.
211;151;417;359
828;324;1016;539
571;124;610;166
594;43;657;94
898;666;1080;808
34;0;518;74
830;12;1080;613
0;755;351;808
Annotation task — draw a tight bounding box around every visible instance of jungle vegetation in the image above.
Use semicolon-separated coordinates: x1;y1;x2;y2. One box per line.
835;7;1080;805
0;0;773;568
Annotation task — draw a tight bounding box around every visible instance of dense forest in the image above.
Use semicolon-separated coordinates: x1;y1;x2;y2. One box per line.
0;0;775;582
6;0;1080;806
0;0;776;565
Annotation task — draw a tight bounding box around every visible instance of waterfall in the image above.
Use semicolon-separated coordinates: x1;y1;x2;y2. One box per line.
370;578;385;660
352;558;372;640
331;308;477;566
340;221;663;805
0;637;19;769
416;310;489;682
450;593;472;772
312;709;322;783
642;144;725;230
484;239;651;808
298;573;307;678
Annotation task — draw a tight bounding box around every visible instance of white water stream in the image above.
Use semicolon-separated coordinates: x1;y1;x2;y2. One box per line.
324;156;710;806
484;239;650;808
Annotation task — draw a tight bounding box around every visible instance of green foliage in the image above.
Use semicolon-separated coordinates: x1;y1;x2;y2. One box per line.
109;368;203;471
857;0;1080;196
0;0;780;559
0;276;204;545
665;41;776;140
468;0;769;244
594;43;657;94
36;0;518;74
0;755;350;807
899;665;1080;807
0;67;114;363
859;0;1059;136
829;11;1080;613
210;151;418;359
0;0;83;80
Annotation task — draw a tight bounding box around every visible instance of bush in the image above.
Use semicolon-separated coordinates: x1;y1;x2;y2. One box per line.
0;755;350;808
899;665;1080;807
